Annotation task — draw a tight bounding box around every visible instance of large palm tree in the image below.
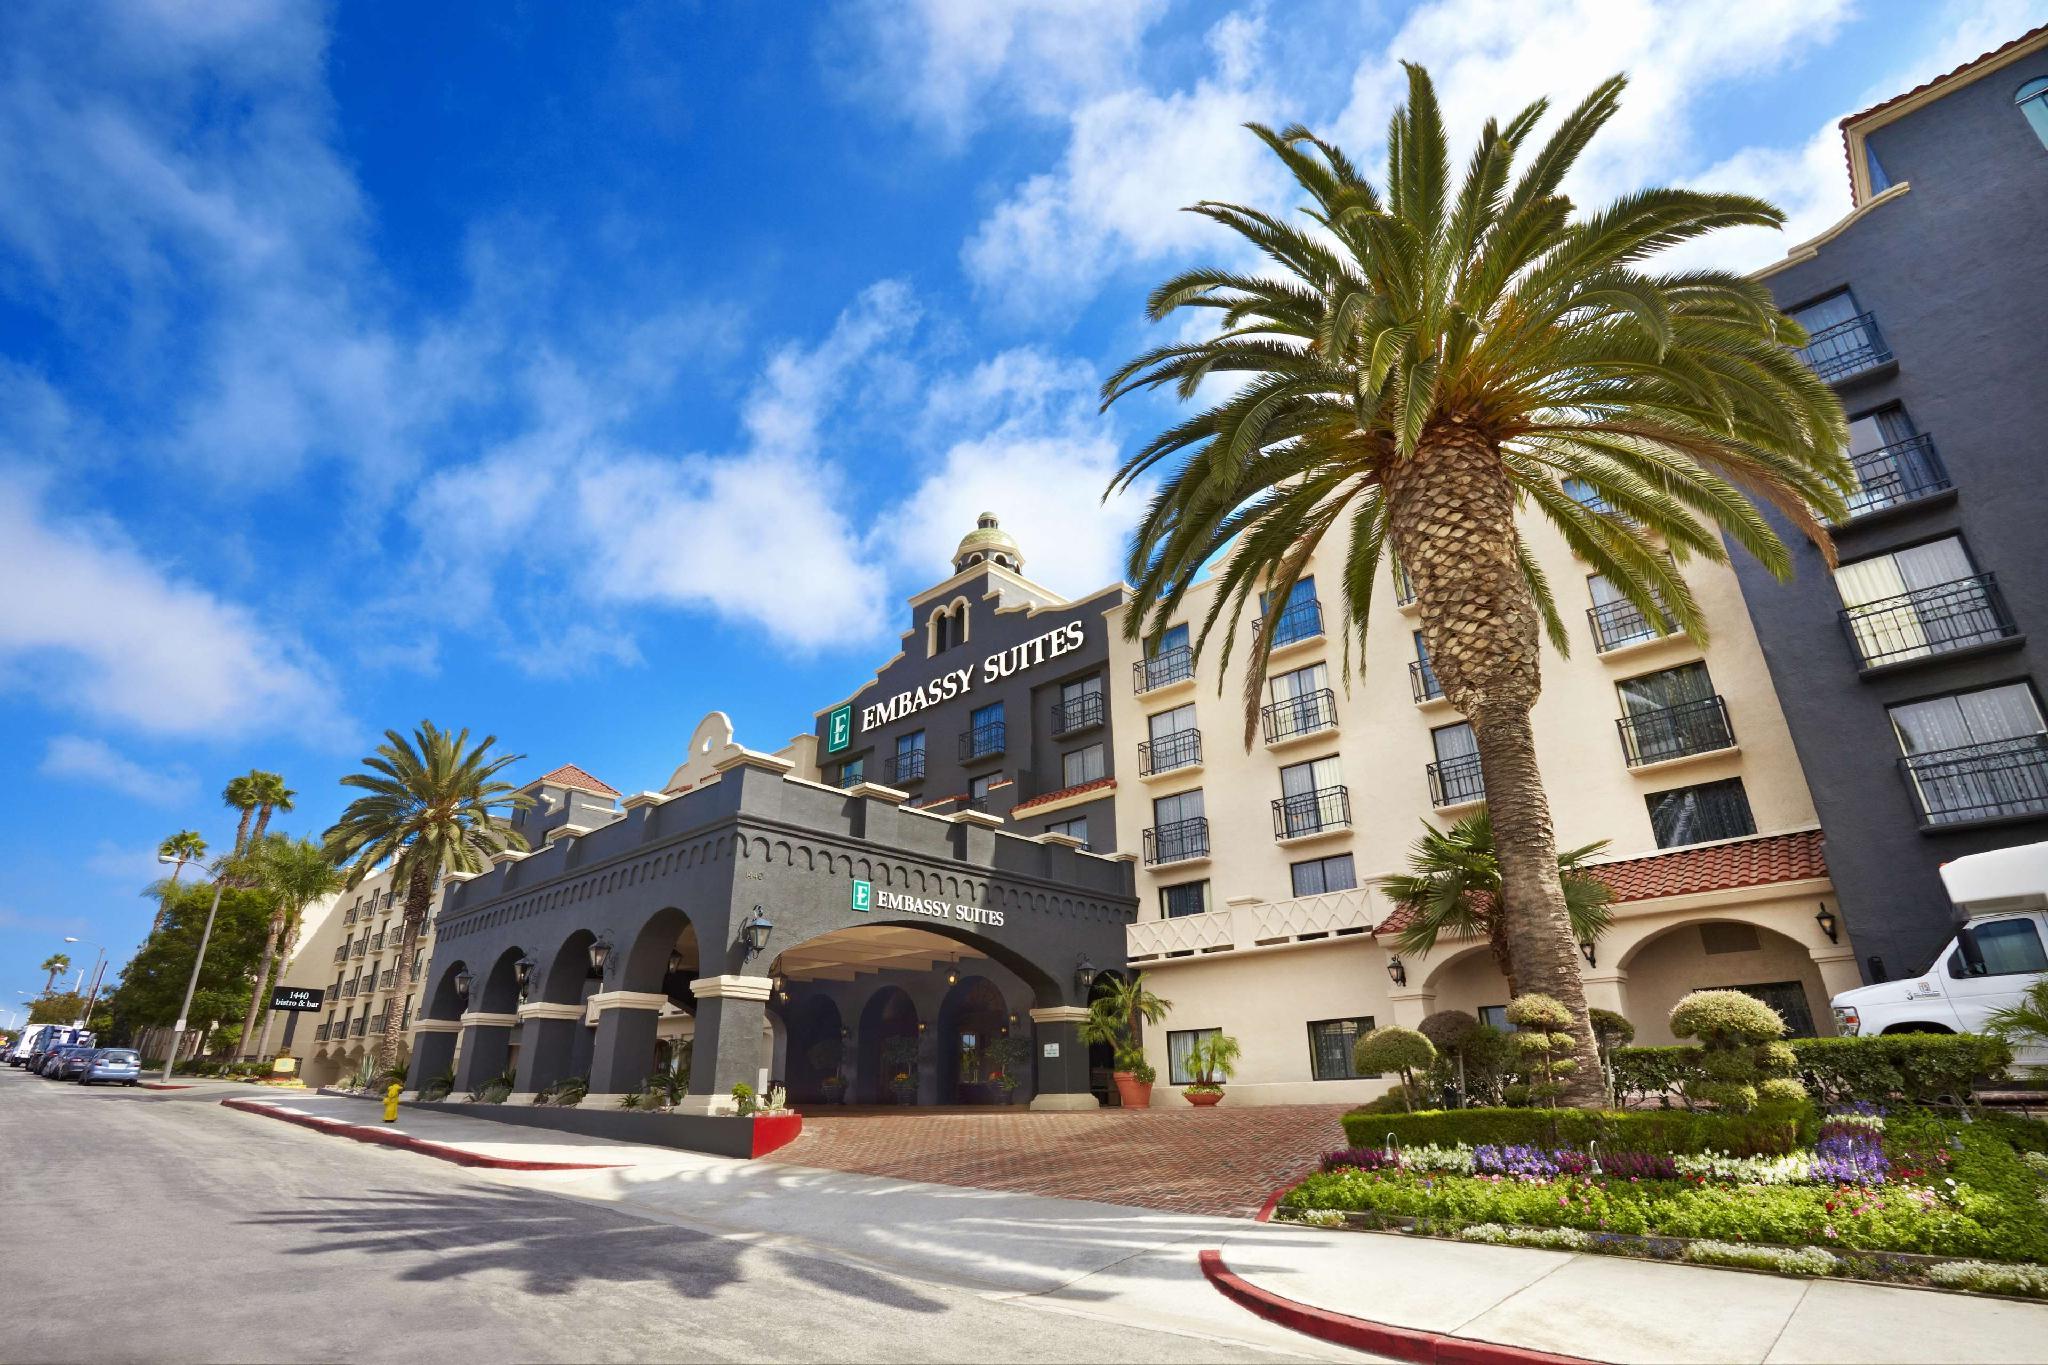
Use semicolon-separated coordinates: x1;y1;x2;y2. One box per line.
151;830;208;932
39;953;71;995
1383;810;1614;996
1103;68;1849;1105
238;835;345;1060
322;723;530;1072
246;772;296;846
223;773;264;857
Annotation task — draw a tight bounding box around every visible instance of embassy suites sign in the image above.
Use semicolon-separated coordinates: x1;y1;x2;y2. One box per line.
826;620;1087;751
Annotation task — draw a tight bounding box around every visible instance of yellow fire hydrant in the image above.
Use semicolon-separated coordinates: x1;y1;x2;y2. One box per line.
383;1081;402;1124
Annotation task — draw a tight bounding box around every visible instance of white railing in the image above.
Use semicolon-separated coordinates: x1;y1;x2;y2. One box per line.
1126;886;1381;961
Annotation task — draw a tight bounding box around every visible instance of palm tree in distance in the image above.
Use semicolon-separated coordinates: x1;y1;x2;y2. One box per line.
246;772;297;846
238;835;345;1060
323;723;531;1073
39;953;72;995
1103;68;1850;1104
1382;810;1614;996
223;773;263;858
151;830;209;932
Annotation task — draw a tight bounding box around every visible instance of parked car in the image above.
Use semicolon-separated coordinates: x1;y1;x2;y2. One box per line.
79;1049;142;1086
54;1047;98;1081
41;1045;93;1078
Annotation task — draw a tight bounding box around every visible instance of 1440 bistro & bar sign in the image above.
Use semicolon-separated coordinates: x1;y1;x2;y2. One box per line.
850;878;1006;928
825;621;1086;753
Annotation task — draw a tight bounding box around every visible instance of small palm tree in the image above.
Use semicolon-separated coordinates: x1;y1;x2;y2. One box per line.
323;723;531;1072
39;953;71;995
1383;810;1614;996
237;835;345;1060
151;830;208;932
1103;68;1848;1104
1986;981;2048;1055
1078;972;1174;1068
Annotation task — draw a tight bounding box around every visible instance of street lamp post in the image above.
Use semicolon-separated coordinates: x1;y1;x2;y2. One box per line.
64;937;107;1031
163;862;232;1084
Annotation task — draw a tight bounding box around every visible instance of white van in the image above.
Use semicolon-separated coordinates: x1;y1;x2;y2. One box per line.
1830;842;2048;1067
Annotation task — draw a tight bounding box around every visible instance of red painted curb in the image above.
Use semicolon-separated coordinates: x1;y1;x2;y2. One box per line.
221;1099;625;1172
140;1082;192;1090
750;1112;803;1158
1254;1184;1290;1223
1199;1249;1596;1365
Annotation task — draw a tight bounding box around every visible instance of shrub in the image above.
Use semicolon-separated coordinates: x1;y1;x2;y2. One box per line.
1506;995;1577;1105
1343;1106;1808;1156
1791;1034;2010;1106
1419;1010;1480;1053
1682;1241;1839;1276
1458;1223;1593;1250
1590;1009;1635;1053
1610;1045;1694;1108
1668;990;1804;1114
1926;1260;2048;1298
732;1081;757;1117
1355;1027;1435;1108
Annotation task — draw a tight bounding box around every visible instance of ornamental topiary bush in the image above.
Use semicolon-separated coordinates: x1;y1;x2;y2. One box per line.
1612;1033;2013;1110
1589;1009;1635;1055
1355;1027;1436;1108
1505;994;1577;1106
1668;989;1805;1114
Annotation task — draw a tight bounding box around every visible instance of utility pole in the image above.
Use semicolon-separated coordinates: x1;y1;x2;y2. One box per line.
163;864;230;1083
65;937;106;1031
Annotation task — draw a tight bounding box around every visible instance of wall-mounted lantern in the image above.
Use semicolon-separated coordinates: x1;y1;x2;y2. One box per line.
1815;903;1841;945
1579;940;1597;968
1386;954;1407;987
588;935;614;978
740;908;774;962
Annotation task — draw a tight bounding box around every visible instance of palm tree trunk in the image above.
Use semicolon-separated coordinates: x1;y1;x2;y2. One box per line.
377;861;435;1076
241;910;284;1060
1387;426;1604;1107
231;809;253;858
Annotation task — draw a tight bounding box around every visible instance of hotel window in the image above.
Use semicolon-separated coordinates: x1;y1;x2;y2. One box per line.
1260;576;1322;646
1278;754;1345;837
1166;1027;1220;1086
1430;721;1483;806
1062;741;1106;788
965;701;1004;759
1160;880;1208;919
1478;1004;1515;1033
1587;571;1675;651
1140;622;1195;691
1841;405;1944;519
1307;1016;1378;1080
968;771;999;811
1055;674;1104;734
1889;683;2048;825
2019;77;2048;148
838;755;866;789
1144;702;1201;774
1290;853;1356;897
1646;776;1755;848
1836;537;2010;669
1563;477;1611;513
892;730;925;784
1616;661;1729;765
1044;815;1089;849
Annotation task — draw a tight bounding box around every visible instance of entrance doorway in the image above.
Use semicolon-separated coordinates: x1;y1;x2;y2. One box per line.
857;986;919;1104
785;994;846;1104
937;976;1011;1104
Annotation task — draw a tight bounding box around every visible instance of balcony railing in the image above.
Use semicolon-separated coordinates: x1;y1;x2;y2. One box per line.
958;722;1006;762
1428;752;1485;807
1393;561;1417;607
1409;659;1443;702
837;766;868;790
1127;885;1381;962
333;945;348;964
314;1022;329;1042
1259;599;1325;649
1272;786;1351;839
1798;311;1893;384
353;939;368;958
1840;435;1951;521
1134;645;1196;693
1840;574;2017;670
1263;689;1338;744
885;749;926;785
1588;598;1678;653
1052;691;1105;735
1902;734;2048;826
370;931;385;951
1138;728;1203;776
1616;695;1736;767
380;970;396;991
352;1017;368;1038
1143;816;1210;865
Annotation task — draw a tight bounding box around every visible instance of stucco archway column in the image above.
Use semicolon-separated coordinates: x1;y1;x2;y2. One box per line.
511;1002;585;1100
405;1018;460;1093
1811;946;1863;1019
584;990;669;1101
1580;969;1629;1018
674;975;774;1115
452;1011;518;1093
1026;1006;1099;1111
1386;988;1437;1029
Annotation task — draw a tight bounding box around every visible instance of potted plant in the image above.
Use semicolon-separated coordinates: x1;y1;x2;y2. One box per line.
880;1036;920;1105
807;1038;845;1103
1079;973;1173;1109
1182;1033;1241;1106
984;1035;1032;1105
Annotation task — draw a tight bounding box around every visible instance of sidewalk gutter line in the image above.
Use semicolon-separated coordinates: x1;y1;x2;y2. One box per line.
1757;1279;1813;1365
1199;1248;1600;1365
220;1098;626;1172
1444;1250;1579;1337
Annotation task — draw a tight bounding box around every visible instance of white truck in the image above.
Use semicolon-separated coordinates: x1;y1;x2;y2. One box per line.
1830;841;2048;1068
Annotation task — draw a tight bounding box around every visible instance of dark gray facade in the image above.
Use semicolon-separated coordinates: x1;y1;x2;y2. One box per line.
1734;44;2048;984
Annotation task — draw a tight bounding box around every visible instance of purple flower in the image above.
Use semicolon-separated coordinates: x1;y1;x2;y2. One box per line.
1321;1147;1400;1173
1597;1150;1679;1181
1810;1131;1889;1187
1473;1144;1561;1180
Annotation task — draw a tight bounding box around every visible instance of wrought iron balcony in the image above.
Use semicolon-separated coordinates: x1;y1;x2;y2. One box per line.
1052;691;1105;735
1840;434;1951;521
1588;598;1678;653
1902;734;2048;826
1272;786;1352;839
1409;659;1443;702
1428;752;1485;808
1798;311;1893;384
1138;728;1203;776
1839;574;2017;670
379;970;396;991
837;766;867;790
1393;560;1417;607
1143;816;1210;865
1259;598;1325;649
352;1017;368;1038
1134;645;1196;693
370;931;384;951
1616;695;1736;767
885;749;926;784
352;939;368;958
1263;688;1338;743
333;945;348;964
314;1022;329;1042
958;721;1006;762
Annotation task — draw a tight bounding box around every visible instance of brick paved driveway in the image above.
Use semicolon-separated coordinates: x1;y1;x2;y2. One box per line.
761;1103;1352;1217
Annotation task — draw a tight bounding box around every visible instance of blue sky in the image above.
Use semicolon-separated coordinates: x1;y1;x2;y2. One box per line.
1;0;2040;1014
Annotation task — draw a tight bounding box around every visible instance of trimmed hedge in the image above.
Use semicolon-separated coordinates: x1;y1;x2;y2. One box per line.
1610;1033;2011;1109
1341;1105;1809;1156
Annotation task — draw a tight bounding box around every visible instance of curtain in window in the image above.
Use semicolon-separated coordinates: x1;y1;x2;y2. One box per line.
1154;789;1204;825
1269;663;1328;702
1149;704;1195;739
1891;684;2043;755
1791;292;1859;332
1167;1029;1216;1086
1433;722;1478;762
1617;663;1713;715
1837;552;1922;662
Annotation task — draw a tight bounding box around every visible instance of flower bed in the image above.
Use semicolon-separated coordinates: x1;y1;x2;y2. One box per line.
1285;1107;2048;1281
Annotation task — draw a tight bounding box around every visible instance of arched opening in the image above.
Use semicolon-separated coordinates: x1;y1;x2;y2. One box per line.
426;958;471;1021
936;975;1011;1104
1620;918;1831;1044
540;929;598;1004
784;993;845;1104
857;986;919;1104
478;945;529;1014
1085;969;1123;1105
623;907;699;996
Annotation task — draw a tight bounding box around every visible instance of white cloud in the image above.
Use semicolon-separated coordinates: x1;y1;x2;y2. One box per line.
40;736;197;807
0;472;344;739
83;840;168;889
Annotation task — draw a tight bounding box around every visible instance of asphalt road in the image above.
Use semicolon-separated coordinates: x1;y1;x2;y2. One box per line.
0;1068;1304;1363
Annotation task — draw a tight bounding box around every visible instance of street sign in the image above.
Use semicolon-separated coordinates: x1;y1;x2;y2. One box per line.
270;986;325;1012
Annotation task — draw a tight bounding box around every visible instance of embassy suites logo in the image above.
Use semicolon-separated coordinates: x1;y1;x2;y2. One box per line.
849;877;1006;928
825;620;1087;752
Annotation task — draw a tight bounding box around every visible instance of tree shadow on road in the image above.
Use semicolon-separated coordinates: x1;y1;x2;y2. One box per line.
247;1184;950;1312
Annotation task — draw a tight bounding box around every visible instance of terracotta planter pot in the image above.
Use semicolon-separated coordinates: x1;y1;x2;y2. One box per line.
1112;1071;1153;1109
1184;1088;1223;1107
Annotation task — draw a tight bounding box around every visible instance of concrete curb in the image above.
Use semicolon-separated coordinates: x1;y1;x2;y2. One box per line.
1198;1249;1596;1365
139;1082;193;1091
220;1098;626;1172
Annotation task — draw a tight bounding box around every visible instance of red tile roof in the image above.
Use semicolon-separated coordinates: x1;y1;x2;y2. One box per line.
1372;829;1828;935
1012;776;1117;813
527;763;620;798
1838;24;2048;198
